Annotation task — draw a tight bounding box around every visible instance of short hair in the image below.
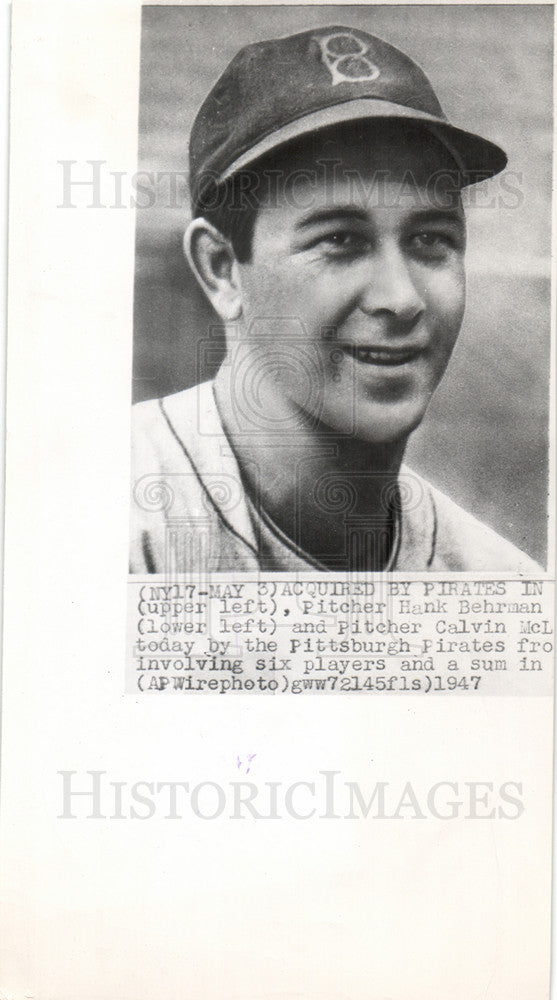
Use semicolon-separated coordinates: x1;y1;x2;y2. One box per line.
195;170;260;263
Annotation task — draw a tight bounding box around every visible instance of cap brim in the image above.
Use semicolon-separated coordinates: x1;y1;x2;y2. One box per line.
219;97;507;187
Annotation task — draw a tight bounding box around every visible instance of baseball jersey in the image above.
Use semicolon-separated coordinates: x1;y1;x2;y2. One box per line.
129;381;541;574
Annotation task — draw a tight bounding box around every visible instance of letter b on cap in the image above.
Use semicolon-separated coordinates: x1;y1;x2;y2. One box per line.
315;31;381;86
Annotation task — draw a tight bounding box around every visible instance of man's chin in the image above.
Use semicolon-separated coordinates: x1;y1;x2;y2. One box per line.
315;400;427;448
356;416;424;446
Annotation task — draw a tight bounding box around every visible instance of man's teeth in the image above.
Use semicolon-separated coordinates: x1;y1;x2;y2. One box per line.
355;348;381;362
347;346;414;364
352;347;399;363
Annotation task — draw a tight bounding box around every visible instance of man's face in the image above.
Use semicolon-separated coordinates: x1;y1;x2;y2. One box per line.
232;125;466;445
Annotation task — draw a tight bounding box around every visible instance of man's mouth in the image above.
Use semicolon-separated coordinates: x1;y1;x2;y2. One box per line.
338;345;423;366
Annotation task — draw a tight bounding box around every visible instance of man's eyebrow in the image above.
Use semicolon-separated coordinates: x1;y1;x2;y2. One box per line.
406;208;464;226
294;206;369;229
293;206;465;230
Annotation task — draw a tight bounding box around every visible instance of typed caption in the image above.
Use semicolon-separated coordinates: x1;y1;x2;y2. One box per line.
127;577;553;695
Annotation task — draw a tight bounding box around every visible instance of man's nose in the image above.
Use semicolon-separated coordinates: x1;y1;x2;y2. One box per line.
358;245;426;328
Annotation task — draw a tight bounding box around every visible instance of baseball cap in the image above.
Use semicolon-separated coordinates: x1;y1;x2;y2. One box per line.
189;25;507;210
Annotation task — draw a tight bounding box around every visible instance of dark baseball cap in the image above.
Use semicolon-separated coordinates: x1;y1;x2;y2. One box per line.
189;25;507;210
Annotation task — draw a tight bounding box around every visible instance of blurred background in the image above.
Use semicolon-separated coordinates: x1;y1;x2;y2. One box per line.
134;5;552;565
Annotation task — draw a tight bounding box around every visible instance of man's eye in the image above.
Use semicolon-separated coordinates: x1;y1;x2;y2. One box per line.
417;232;442;244
317;231;367;255
410;231;460;256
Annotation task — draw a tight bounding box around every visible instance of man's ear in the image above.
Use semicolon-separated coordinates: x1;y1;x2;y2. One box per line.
184;218;243;322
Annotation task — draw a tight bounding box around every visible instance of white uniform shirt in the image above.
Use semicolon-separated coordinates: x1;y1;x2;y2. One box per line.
130;381;541;575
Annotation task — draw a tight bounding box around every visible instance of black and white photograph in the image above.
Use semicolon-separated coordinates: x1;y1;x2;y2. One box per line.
1;4;555;999
130;5;551;574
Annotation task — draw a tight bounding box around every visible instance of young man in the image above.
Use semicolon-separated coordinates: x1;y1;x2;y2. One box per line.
130;25;540;574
